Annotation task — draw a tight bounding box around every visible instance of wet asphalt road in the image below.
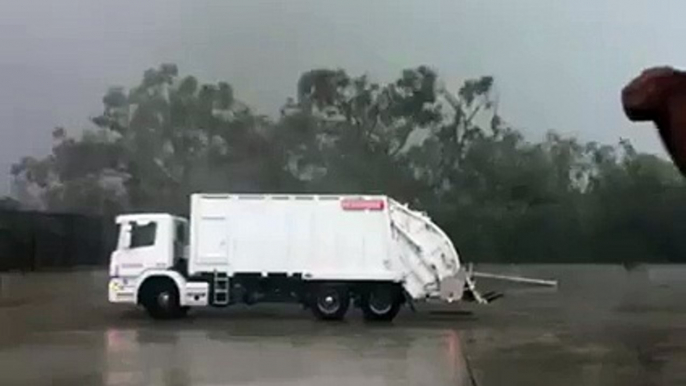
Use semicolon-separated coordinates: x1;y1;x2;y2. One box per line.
1;265;686;385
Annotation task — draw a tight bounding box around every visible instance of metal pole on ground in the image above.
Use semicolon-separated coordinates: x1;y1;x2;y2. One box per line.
471;271;558;287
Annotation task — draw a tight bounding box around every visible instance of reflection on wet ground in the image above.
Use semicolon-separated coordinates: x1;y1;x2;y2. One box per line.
0;265;686;385
100;324;469;386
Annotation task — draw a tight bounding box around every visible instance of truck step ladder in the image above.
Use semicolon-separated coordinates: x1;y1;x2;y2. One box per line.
213;271;230;306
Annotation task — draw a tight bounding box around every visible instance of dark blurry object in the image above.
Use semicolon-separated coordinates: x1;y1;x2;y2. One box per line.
0;197;20;210
622;66;686;175
0;209;116;272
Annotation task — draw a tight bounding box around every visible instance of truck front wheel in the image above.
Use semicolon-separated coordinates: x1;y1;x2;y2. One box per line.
310;284;350;321
360;284;402;322
139;278;187;320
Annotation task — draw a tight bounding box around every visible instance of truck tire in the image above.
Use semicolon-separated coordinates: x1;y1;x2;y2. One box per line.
361;285;402;322
310;284;350;321
140;279;187;320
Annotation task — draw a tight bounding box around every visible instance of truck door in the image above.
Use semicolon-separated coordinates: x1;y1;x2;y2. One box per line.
112;221;158;277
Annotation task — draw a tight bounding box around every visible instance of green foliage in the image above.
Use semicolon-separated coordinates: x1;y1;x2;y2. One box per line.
11;64;686;262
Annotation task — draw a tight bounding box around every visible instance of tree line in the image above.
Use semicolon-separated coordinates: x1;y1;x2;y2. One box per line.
8;64;686;263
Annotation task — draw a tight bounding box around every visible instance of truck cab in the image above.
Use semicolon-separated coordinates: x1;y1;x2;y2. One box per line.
109;213;208;311
110;214;189;279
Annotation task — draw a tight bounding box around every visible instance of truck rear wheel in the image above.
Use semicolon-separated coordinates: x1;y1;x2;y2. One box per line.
140;279;187;320
361;285;402;322
310;284;350;321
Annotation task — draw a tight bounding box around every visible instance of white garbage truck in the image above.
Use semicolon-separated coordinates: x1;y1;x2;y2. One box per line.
108;193;490;321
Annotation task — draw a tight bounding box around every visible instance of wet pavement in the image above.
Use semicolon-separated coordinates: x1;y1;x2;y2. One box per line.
1;265;686;385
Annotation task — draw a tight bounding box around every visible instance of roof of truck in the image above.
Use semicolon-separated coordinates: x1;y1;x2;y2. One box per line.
115;213;180;224
191;193;389;200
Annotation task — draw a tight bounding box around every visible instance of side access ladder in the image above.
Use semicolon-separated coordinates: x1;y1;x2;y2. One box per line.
212;271;230;306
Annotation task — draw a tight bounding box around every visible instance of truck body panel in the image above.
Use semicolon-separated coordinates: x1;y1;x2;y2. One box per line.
189;194;398;281
189;195;400;280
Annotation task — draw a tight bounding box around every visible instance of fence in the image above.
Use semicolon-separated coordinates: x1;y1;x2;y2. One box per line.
0;210;116;271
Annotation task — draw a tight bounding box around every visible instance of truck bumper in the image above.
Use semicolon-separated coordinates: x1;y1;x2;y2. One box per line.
108;278;137;304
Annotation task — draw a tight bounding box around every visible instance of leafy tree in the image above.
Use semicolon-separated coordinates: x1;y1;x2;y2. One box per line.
277;66;443;200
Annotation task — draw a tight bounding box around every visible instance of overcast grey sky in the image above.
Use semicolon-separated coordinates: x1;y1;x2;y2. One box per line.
0;0;683;194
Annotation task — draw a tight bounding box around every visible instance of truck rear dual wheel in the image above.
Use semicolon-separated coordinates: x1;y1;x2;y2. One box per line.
309;283;402;322
140;279;188;320
360;285;402;322
310;284;350;321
